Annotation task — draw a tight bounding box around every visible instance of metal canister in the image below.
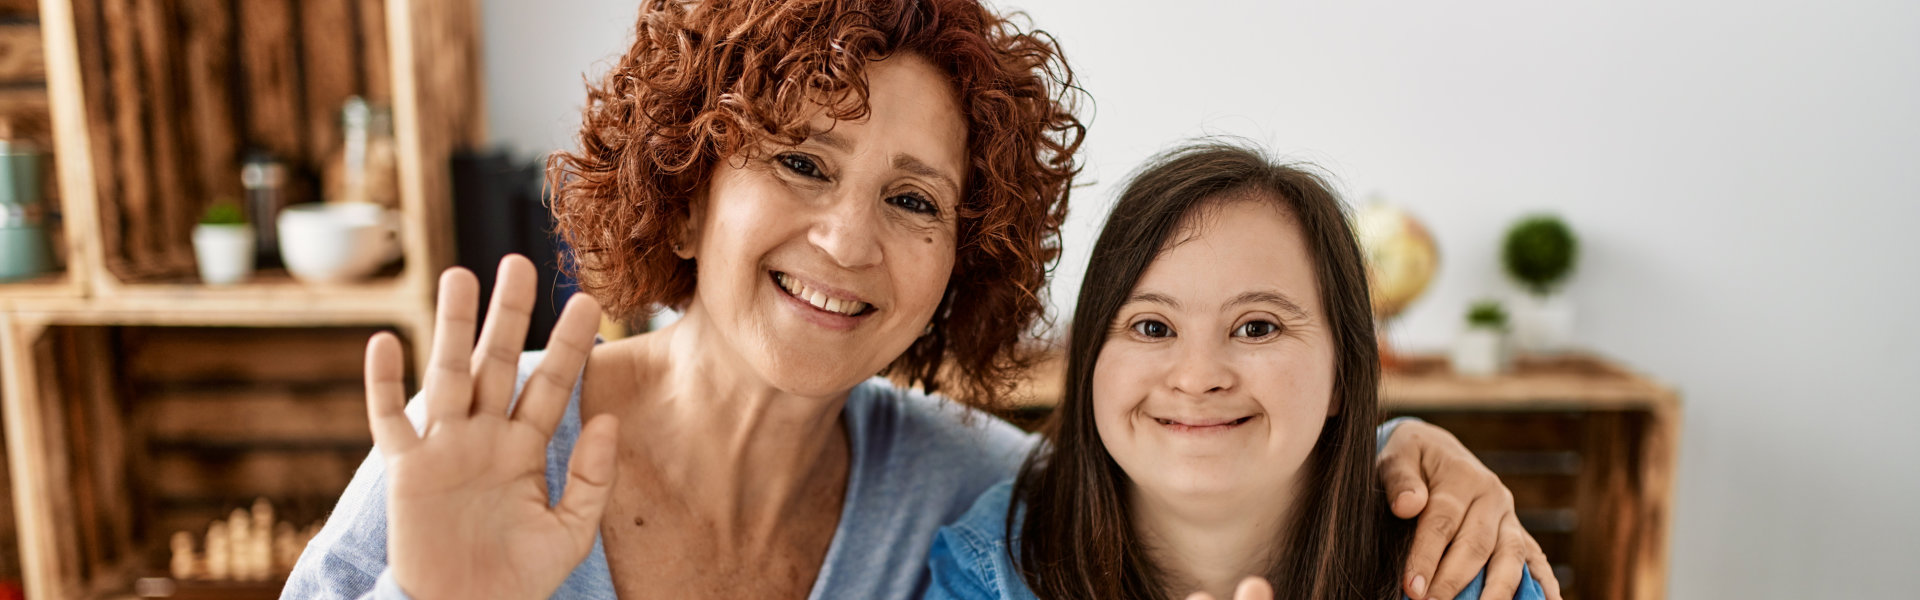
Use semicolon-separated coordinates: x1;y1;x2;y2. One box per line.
0;138;49;281
242;151;290;264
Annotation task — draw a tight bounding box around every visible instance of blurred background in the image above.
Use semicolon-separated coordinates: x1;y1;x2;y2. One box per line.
0;0;1912;598
481;0;1919;597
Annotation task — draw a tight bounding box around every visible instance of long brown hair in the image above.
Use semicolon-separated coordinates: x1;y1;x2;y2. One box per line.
1013;141;1409;599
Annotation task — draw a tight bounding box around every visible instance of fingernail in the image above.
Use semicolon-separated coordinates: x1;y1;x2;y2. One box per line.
1409;574;1426;597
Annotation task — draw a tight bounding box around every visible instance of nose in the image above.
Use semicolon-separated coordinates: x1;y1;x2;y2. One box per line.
808;194;883;269
1167;339;1236;397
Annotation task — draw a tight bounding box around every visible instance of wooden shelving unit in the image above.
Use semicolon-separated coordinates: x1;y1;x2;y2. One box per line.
0;0;484;597
1380;354;1679;600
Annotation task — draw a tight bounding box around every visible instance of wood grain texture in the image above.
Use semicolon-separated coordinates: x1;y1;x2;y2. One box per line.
355;0;389;102
178;0;240;205
134;0;195;275
301;0;358;164
0;23;46;84
236;0;302;160
103;0;164;277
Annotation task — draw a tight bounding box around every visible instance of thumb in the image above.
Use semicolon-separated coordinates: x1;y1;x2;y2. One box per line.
1379;446;1429;519
556;414;621;548
1234;577;1274;600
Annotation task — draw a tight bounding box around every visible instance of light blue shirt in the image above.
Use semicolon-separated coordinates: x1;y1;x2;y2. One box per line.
282;350;1413;599
925;481;1546;600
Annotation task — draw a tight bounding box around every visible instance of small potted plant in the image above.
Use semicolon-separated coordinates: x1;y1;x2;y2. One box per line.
1502;214;1579;353
1451;299;1511;377
193;200;254;285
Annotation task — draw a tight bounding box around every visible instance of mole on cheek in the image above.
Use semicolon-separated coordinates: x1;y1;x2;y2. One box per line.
924;237;933;244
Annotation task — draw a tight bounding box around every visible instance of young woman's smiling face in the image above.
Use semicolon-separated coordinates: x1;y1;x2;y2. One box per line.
684;53;967;397
1093;195;1338;504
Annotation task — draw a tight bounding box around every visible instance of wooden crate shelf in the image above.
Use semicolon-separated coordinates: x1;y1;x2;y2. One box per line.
0;0;482;596
0;323;402;600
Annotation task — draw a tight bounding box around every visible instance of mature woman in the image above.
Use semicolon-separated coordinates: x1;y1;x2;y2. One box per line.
283;1;1554;599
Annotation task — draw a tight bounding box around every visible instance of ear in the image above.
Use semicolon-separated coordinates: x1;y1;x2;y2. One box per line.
1326;385;1341;417
675;189;707;260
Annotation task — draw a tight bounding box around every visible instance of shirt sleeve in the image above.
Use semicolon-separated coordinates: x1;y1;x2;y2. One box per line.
277;447;411;600
1378;416;1422;455
924;527;1003;600
281;395;432;600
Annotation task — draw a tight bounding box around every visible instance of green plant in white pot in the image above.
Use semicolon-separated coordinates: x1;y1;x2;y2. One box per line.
1502;214;1579;353
193;201;255;285
1451;299;1511;376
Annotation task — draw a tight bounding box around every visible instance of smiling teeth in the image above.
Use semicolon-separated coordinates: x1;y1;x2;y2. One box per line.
776;273;868;316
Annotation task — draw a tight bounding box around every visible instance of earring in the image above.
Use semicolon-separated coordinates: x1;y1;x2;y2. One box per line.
922;322;935;337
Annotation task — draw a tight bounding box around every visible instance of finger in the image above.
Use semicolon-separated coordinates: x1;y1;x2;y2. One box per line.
1475;514;1528;600
1427;495;1507;600
1233;577;1273;600
364;332;420;456
470;255;538;418
512;293;603;437
425;268;482;422
554;413;620;552
1379;442;1430;520
1525;534;1563;600
1401;484;1465;600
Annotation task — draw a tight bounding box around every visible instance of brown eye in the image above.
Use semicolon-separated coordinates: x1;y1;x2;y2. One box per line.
1132;320;1173;338
1234;320;1280;338
777;153;826;179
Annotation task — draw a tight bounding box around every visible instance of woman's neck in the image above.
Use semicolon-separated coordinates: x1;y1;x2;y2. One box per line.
1130;483;1298;600
586;310;851;535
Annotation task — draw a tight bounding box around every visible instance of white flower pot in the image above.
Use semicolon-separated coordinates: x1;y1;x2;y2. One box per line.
1511;293;1575;354
1451;327;1509;377
193;224;256;286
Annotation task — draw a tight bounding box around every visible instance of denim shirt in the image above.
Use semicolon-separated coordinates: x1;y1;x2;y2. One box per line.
925;481;1546;600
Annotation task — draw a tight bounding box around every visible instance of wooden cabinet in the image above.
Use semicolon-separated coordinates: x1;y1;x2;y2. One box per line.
0;0;483;597
1382;354;1679;600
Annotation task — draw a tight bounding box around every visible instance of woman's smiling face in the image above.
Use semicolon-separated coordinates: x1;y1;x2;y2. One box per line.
684;53;968;397
1093;195;1338;503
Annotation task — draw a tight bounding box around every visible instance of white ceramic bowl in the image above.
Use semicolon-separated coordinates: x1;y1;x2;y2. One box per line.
277;202;401;284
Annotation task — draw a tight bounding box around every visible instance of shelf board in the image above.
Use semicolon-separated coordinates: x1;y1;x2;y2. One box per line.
0;269;83;304
1;268;428;327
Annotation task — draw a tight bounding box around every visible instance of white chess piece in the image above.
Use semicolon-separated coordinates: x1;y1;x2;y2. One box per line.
169;531;197;579
205;521;230;580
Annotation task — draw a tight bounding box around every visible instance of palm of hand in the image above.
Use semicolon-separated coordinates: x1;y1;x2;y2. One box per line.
365;257;619;600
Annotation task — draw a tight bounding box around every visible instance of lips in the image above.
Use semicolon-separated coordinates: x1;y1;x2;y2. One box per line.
1151;415;1256;433
772;271;874;317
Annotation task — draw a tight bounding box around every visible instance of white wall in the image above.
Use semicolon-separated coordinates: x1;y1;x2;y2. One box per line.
481;0;1920;595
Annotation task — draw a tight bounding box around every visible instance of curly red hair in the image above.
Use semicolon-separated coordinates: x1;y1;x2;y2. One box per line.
548;0;1084;408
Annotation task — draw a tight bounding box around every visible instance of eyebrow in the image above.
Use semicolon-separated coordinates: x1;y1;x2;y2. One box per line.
808;130;853;152
1123;290;1310;320
1228;291;1310;320
893;154;962;198
802;130;961;197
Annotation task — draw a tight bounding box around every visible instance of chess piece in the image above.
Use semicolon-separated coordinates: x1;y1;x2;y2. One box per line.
227;509;254;580
205;521;230;580
250;499;275;580
273;522;299;575
169;531;197;579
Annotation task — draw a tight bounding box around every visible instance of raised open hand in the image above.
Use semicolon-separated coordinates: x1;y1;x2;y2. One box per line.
364;255;620;599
